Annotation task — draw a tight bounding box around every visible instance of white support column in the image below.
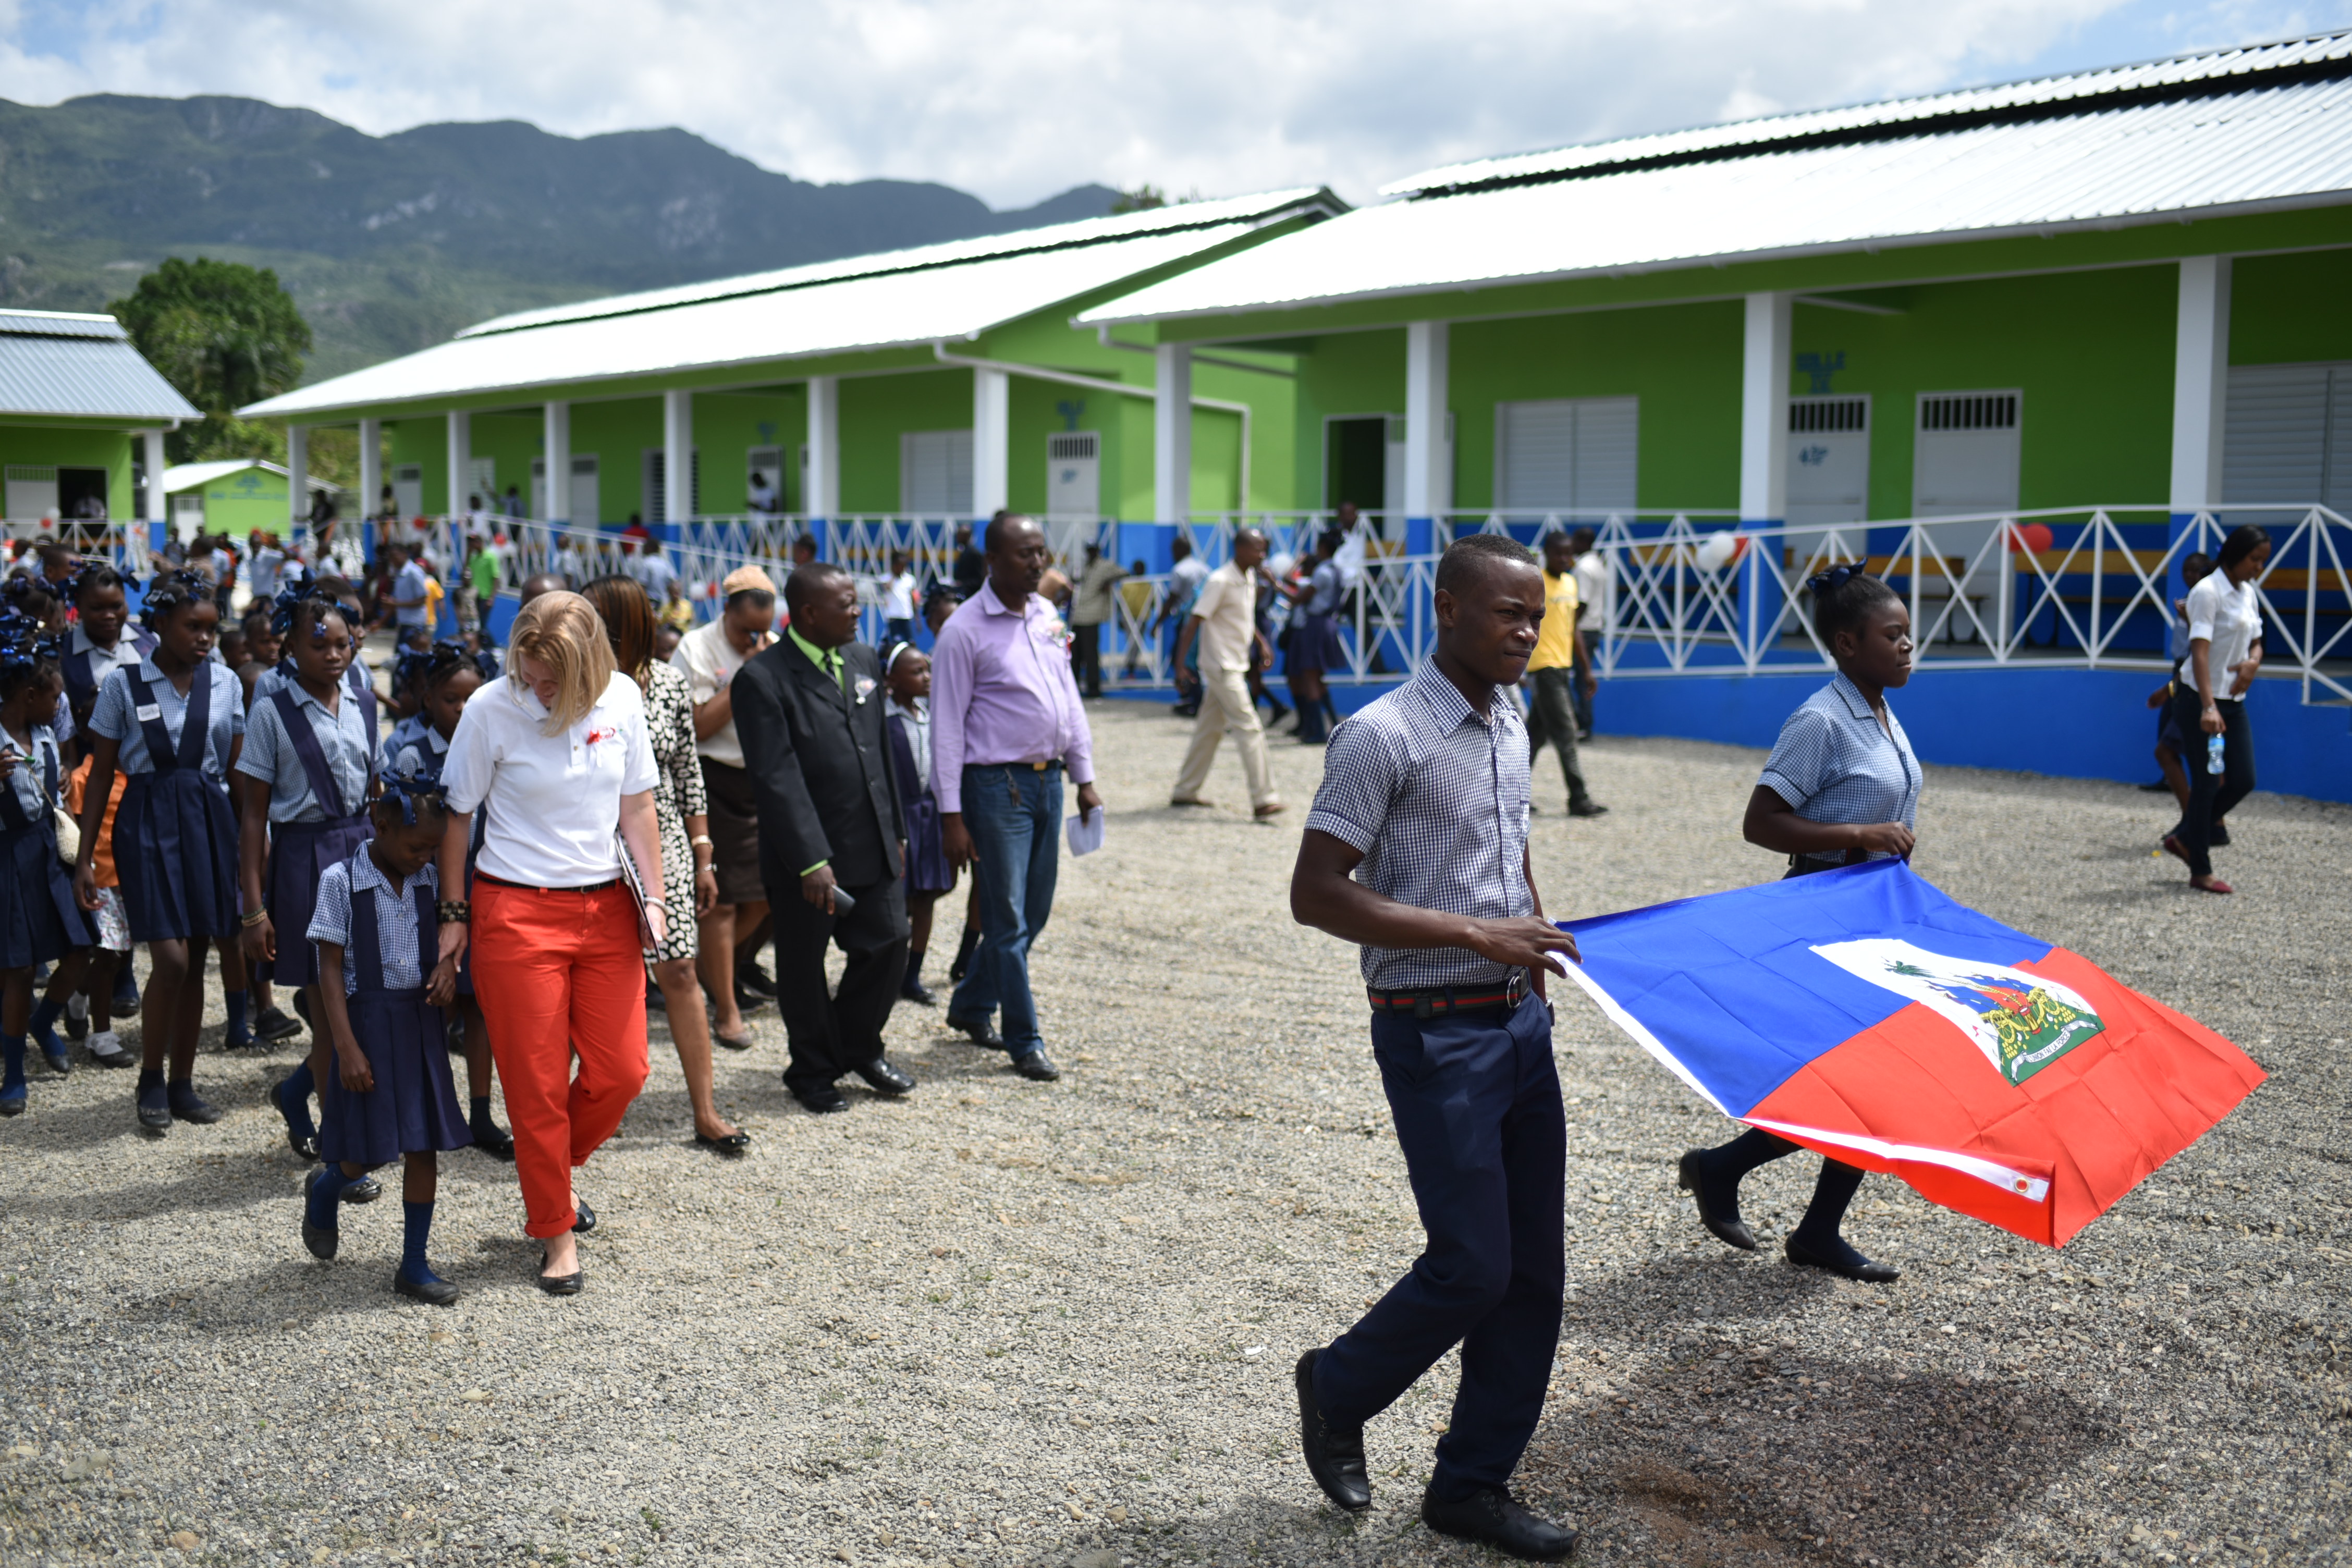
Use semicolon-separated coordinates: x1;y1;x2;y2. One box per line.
543;401;570;523
285;424;309;532
446;410;470;520
804;376;839;520
972;366;1011;519
1154;344;1192;524
663;389;693;526
358;417;381;523
1739;291;1793;523
1403;320;1451;526
142;428;167;542
2170;255;2233;513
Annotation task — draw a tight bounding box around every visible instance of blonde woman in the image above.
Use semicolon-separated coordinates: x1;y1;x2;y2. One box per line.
437;592;664;1295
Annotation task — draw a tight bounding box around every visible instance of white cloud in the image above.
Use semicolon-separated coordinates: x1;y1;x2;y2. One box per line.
0;0;2325;207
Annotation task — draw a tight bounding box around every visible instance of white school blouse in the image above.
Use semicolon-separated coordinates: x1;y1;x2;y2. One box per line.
440;671;657;888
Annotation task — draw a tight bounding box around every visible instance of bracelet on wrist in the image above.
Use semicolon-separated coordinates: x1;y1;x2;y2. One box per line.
239;908;269;928
436;899;471;925
689;834;713;847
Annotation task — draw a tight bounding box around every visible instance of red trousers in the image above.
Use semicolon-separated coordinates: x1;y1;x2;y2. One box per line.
472;880;650;1239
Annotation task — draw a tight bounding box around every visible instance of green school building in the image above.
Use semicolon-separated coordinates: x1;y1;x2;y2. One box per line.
0;309;195;538
160;459;336;542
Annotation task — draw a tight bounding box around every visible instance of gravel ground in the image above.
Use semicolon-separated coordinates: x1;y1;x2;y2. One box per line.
2;698;2347;1568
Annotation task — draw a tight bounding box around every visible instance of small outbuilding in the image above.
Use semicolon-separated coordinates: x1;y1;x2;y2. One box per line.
160;459;337;541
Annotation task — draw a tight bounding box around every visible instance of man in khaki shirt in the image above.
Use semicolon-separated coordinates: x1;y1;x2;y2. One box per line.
1525;531;1605;816
1170;529;1282;816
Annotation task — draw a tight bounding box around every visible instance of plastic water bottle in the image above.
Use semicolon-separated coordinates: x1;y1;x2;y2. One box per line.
2206;733;2225;776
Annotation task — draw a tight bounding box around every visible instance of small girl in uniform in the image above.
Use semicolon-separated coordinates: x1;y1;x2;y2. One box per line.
387;641;512;1160
300;775;471;1304
0;625;95;1114
881;642;956;1005
238;586;378;1161
72;571;243;1133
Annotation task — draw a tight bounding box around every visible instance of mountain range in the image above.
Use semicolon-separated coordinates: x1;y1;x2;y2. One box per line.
0;94;1121;383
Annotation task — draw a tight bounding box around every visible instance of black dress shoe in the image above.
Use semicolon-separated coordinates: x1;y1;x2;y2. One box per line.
253;1005;304;1043
1294;1350;1370;1512
1784;1232;1899;1283
900;976;937;1007
470;1122;516;1162
341;1174;383;1205
393;1272;460;1306
793;1084;850;1114
571;1199;597;1234
536;1251;582;1296
694;1130;752;1156
1567;799;1609;818
946;1012;1003;1050
136;1085;170;1133
167;1087;222;1125
1676;1150;1757;1251
1011;1049;1061;1082
301;1220;337;1260
856;1057;916;1096
1421;1487;1578;1561
733;986;774;1015
736;961;777;997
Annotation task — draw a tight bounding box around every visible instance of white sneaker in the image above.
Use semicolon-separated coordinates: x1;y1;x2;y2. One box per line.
86;1030;132;1069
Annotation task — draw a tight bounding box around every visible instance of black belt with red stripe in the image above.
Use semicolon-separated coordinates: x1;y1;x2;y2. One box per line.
1368;971;1532;1019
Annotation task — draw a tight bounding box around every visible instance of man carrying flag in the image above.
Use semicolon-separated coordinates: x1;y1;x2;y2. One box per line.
1288;533;1582;1562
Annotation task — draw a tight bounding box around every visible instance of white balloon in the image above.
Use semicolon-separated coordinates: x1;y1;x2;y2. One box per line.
1697;531;1737;571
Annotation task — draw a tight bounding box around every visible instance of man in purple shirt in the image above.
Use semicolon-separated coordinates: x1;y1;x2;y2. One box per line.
932;513;1101;1081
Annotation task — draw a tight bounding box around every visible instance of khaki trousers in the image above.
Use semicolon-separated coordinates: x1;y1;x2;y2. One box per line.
1172;664;1278;809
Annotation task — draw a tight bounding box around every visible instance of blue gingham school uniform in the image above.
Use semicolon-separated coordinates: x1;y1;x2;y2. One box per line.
309;852;469;1167
390;727;481;999
0;726;94;966
237;680;379;989
91;659;243;942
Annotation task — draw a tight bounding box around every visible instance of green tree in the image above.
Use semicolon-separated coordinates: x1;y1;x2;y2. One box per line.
108;257;312;464
1110;185;1167;214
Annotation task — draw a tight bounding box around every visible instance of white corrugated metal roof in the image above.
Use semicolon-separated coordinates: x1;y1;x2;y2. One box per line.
1080;33;2352;327
0;308;198;422
245;188;1340;419
163;459;335;495
1386;30;2352;195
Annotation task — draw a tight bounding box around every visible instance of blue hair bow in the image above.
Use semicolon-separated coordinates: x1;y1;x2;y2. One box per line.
378;769;448;826
1807;564;1864;595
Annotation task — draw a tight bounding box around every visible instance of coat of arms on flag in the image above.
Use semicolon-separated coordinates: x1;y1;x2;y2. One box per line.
1559;861;2264;1247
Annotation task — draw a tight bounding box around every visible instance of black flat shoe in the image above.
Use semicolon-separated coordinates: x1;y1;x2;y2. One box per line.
792;1084;850;1115
341;1175;383;1205
733;987;773;1015
1784;1232;1898;1283
536;1251;582;1296
571;1199;596;1234
736;962;777;998
167;1088;222;1125
900;977;937;1007
1295;1349;1370;1512
272;1077;320;1162
136;1088;170;1133
856;1057;916;1096
0;1093;23;1118
470;1122;516;1162
946;1012;1003;1050
1011;1049;1061;1082
253;1005;304;1043
41;1049;70;1078
694;1130;752;1157
301;1220;337;1260
1422;1487;1578;1561
1677;1150;1757;1251
393;1272;460;1306
1567;800;1609;818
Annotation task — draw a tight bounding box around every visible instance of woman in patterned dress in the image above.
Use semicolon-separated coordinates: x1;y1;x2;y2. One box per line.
581;576;749;1156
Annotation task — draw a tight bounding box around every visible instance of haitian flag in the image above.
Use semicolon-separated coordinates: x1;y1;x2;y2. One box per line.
1558;859;2264;1247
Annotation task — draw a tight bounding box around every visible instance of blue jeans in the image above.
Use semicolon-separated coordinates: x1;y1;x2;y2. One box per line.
948;763;1061;1056
1315;992;1565;1499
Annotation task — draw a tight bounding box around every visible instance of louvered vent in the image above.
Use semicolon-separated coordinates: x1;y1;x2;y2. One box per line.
1048;433;1099;461
1790;396;1868;433
1919;393;2018;431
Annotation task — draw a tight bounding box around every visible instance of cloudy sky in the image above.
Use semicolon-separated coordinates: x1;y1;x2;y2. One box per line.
0;0;2330;207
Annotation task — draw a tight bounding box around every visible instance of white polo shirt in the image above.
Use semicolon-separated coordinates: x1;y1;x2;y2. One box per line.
440;671;657;888
2183;572;2263;703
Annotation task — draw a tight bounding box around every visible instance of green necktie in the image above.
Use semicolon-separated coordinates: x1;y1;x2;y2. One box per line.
825;649;843;691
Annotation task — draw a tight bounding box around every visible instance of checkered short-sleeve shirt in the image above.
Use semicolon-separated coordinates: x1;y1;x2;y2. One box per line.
307;851;439;997
1304;661;1535;990
1757;672;1920;864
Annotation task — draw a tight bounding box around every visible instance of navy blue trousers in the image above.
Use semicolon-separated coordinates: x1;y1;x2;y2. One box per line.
1315;991;1566;1499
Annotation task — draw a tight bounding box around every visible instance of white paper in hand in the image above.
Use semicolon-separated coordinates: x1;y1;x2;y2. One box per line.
1065;807;1105;857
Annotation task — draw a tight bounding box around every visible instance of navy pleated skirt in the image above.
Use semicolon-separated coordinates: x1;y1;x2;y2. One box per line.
1285;610;1346;676
0;819;93;967
319;986;471;1167
114;769;240;943
266;815;373;988
902;792;954;893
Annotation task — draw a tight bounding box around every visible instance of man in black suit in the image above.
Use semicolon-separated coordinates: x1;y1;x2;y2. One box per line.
732;561;917;1113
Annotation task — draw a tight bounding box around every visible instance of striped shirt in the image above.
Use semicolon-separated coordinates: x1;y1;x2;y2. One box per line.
1757;672;1920;864
1305;660;1534;990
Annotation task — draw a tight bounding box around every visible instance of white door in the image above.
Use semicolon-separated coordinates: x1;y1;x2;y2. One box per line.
900;429;974;516
392;464;424;520
1786;394;1871;572
1494;397;1638;516
1913;390;2022;597
464;458;496;515
746;445;783;514
1045;432;1100;521
2223;362;2352;508
569;456;598;528
4;466;57;525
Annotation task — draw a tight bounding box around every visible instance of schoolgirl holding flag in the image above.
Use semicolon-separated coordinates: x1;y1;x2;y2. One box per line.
0;623;95;1115
299;773;470;1304
73;570;244;1133
236;585;379;1161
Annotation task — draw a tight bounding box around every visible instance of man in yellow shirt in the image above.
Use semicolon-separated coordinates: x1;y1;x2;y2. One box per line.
1525;531;1606;816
